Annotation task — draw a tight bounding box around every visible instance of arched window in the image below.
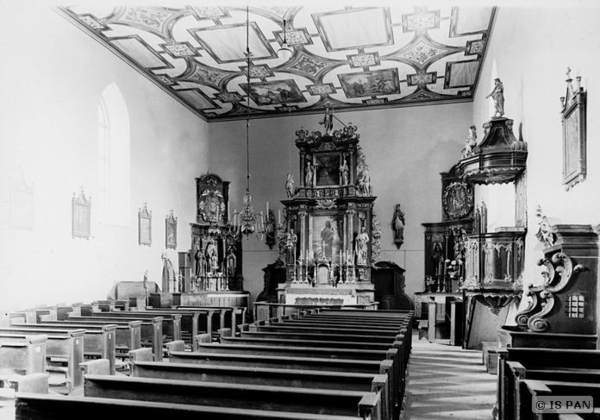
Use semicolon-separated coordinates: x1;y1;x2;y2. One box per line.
98;83;130;226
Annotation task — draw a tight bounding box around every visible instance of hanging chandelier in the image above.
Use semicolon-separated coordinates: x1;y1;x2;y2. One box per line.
233;6;265;239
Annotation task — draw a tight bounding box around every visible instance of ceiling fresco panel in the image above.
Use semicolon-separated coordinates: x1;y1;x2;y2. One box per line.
177;88;218;110
313;7;393;52
445;60;480;88
110;36;172;69
58;4;496;122
450;7;495;37
190;23;276;63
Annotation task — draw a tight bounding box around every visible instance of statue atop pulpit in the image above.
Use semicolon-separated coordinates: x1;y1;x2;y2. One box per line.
277;112;376;306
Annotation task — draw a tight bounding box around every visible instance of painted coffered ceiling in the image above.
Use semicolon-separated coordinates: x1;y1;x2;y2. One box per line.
59;4;495;122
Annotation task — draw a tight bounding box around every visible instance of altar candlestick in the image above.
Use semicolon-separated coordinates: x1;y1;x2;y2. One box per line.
227;206;230;223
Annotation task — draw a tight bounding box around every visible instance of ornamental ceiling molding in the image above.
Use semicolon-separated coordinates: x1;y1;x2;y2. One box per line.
58;5;495;122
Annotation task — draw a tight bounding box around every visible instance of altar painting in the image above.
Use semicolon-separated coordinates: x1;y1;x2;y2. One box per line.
312;215;342;263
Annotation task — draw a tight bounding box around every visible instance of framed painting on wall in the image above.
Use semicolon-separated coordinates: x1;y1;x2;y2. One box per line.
138;203;152;246
72;188;91;239
561;69;587;191
165;210;177;249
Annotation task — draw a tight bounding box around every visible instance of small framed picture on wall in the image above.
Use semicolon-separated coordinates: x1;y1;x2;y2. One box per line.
561;68;587;191
72;188;91;239
165;210;177;249
138;203;152;246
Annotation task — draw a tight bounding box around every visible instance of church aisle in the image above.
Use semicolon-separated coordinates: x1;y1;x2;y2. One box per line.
405;333;496;420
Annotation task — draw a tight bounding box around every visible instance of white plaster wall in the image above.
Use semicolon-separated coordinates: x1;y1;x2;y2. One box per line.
0;4;209;311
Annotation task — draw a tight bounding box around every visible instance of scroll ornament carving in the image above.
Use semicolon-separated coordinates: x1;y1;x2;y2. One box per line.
515;286;539;328
527;290;554;332
513;251;587;331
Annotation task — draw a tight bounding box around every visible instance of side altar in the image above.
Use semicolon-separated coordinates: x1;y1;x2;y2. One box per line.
161;173;249;309
277;115;376;306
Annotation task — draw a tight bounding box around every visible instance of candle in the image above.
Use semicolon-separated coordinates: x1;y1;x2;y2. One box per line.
278;209;281;225
266;201;269;216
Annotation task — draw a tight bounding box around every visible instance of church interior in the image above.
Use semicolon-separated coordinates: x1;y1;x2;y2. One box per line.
1;1;599;419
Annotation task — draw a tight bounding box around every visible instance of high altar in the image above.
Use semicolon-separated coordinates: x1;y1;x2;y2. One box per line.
277;115;376;306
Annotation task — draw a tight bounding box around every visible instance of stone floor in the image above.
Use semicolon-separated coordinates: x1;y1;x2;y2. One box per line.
405;334;497;420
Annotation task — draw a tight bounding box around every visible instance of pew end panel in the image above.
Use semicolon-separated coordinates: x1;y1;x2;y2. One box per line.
0;373;49;395
129;348;154;363
165;340;185;354
80;359;111;376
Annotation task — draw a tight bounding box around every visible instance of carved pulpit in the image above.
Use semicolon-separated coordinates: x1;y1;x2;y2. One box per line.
276;117;376;306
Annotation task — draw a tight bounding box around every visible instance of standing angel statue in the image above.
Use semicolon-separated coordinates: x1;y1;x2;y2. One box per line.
486;78;505;117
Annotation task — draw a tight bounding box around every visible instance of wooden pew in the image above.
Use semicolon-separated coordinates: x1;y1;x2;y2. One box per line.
15;393;361;420
83;374;383;420
82;312;181;342
0;327;85;391
169;349;399;419
220;335;396;350
176;305;247;336
131;359;391;419
273;315;413;364
498;348;600;420
247;322;408;398
196;341;396;361
11;322;117;375
0;334;47;375
0;334;50;394
140;308;205;345
198;338;403;417
40;319;142;358
68;315;164;361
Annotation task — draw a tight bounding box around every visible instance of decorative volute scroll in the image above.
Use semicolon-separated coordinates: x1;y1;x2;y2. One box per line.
455;117;528;185
513;224;598;334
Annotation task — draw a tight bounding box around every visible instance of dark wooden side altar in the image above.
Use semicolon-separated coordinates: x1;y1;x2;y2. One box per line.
165;173;249;309
276;119;376;306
